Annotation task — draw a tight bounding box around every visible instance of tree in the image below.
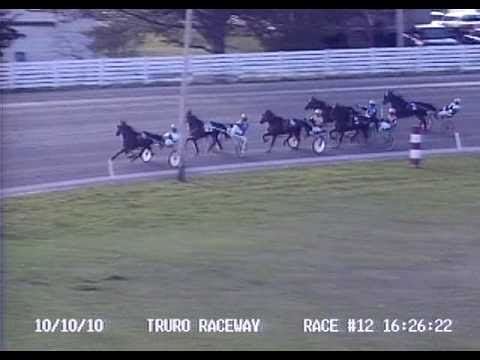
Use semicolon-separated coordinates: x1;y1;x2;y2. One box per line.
241;9;396;50
69;9;240;55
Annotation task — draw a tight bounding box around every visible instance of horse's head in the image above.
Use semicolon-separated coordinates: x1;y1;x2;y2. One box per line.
305;96;328;111
305;97;317;110
260;110;274;124
383;90;395;105
186;110;198;125
116;121;128;136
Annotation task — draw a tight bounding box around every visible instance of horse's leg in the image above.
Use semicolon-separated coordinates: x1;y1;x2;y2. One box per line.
262;132;271;143
295;130;301;149
267;135;277;153
188;137;200;155
419;116;427;132
336;131;344;148
111;148;126;161
215;132;224;151
362;127;369;145
350;129;359;143
185;137;196;155
329;128;337;141
207;134;217;152
131;145;150;161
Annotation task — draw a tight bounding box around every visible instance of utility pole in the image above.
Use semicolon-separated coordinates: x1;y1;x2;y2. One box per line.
176;9;193;182
396;9;405;47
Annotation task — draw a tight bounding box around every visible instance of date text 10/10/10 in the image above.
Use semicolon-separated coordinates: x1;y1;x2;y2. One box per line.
34;319;105;333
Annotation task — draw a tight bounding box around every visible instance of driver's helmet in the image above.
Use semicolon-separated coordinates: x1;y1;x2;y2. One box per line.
314;109;322;115
240;113;248;121
369;100;376;106
388;108;396;114
170;124;178;132
454;98;461;105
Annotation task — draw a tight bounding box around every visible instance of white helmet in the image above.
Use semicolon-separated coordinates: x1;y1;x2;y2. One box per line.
454;98;461;104
388;108;396;114
369;100;376;106
241;113;248;120
171;124;178;131
314;109;322;115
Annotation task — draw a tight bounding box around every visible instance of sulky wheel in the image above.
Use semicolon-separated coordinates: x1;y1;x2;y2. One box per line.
312;136;326;155
168;150;181;168
287;136;299;150
141;148;153;162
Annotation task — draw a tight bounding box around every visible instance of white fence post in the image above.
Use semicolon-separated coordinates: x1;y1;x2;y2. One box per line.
52;61;59;88
459;45;467;71
232;53;240;80
8;63;16;89
369;47;376;72
143;57;149;84
324;51;331;74
98;58;105;86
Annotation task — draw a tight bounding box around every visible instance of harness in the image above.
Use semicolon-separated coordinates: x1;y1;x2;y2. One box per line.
310;114;324;127
365;105;377;118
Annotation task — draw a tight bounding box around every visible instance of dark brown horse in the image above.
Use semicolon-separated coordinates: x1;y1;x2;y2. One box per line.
111;121;154;161
260;110;310;152
383;90;437;131
185;110;231;155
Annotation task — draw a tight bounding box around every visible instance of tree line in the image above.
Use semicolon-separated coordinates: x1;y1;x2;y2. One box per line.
1;10;400;58
78;9;399;55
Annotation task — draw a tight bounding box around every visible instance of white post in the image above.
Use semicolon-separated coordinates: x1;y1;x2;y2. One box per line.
396;9;405;48
98;58;105;86
52;61;59;88
108;159;115;177
454;132;462;150
177;9;193;182
143;57;149;84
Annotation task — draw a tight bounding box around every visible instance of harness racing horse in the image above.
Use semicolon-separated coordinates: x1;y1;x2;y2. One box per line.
329;104;371;147
260;110;311;152
383;90;437;131
185;110;231;155
305;97;335;124
111;121;154;161
306;97;374;145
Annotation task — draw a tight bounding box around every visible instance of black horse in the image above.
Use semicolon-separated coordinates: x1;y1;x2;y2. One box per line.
111;121;154;161
383;90;437;131
260;110;311;152
306;97;375;145
329;104;371;147
185;110;231;155
305;96;336;124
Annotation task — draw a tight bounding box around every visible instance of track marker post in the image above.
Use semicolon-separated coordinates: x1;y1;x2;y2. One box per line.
108;159;115;177
454;132;462;150
409;125;422;168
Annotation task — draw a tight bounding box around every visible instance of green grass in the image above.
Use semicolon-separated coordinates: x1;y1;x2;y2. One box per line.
134;32;264;57
4;156;480;350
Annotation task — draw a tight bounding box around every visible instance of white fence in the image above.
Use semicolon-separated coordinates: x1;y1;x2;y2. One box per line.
2;45;480;90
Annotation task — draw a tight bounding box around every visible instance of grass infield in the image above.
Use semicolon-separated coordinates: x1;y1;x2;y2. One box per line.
4;155;480;350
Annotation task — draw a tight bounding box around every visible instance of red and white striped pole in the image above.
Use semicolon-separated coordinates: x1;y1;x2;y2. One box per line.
409;125;422;168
